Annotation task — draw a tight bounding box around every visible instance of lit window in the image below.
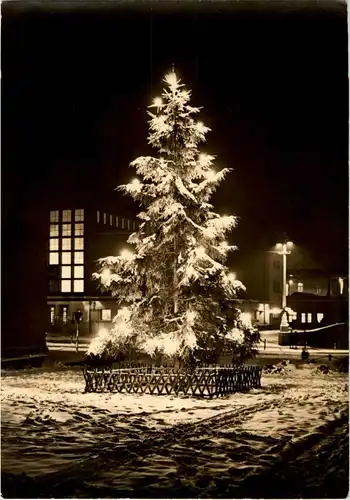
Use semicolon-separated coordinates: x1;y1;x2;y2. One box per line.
62;238;71;250
307;313;312;323
297;282;304;293
133;221;136;230
61;252;71;264
301;313;306;323
49;252;59;265
289;312;297;321
317;313;324;323
74;237;84;250
103;213;107;224
50;306;55;325
61;280;71;293
62;210;72;222
61;266;71;279
127;219;130;230
74;279;84;292
110;214;113;226
74;266;84;279
75;209;84;222
62;306;68;324
101;309;112;321
122;218;125;229
50;239;59;251
315;285;322;295
62;224;72;236
50;210;59;223
75;223;84;236
50;224;59;237
97;211;100;223
74;252;84;264
116;216;119;227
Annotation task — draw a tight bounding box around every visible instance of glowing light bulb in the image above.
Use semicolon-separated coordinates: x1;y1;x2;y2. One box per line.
196;246;206;258
101;268;111;284
204;169;217;182
130;178;141;190
153;97;163;108
165;72;178;87
120;249;133;261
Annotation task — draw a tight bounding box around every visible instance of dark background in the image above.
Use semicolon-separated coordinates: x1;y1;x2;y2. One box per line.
2;0;348;271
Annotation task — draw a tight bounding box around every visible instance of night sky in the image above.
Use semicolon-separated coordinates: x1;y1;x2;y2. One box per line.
2;0;348;271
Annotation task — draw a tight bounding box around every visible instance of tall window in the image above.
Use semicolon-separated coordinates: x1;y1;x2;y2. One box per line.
75;209;84;222
101;309;112;321
74;252;84;264
62;210;72;222
116;216;119;227
127;219;130;230
50;210;59;223
103;213;107;224
50;239;59;251
61;266;71;279
74;266;84;279
73;280;84;292
317;313;324;323
121;218;125;229
301;313;306;323
74;238;84;250
61;280;71;293
50;224;59;237
297;282;304;293
50;306;55;325
61;252;71;265
62;238;71;251
62;224;72;236
61;306;68;324
307;313;312;323
133;221;136;230
110;214;113;226
49;252;59;265
74;223;84;236
97;210;100;223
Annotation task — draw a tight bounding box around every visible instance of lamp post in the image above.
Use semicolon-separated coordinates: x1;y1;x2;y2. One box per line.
275;240;293;332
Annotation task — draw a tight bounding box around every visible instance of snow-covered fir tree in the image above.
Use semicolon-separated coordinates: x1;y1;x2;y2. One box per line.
88;70;259;365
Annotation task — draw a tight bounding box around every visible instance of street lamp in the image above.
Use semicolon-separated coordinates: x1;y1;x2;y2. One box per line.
275;240;293;332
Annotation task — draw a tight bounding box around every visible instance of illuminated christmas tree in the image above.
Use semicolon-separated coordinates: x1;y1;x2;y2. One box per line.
89;70;259;364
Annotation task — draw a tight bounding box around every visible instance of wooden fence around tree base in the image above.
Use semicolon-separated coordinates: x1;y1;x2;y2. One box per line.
82;364;262;397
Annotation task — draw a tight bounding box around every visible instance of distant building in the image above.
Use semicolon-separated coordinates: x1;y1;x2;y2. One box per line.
47;207;139;337
236;245;348;328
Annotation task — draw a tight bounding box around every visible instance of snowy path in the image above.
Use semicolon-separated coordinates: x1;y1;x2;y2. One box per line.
1;364;348;498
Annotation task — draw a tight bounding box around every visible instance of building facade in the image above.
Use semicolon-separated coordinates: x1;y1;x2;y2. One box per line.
235;245;348;329
47;207;138;338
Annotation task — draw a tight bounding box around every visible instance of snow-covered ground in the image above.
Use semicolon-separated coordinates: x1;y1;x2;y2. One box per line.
1;363;348;498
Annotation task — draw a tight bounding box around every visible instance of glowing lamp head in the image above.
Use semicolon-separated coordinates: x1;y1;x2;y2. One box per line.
276;243;283;251
120;249;133;261
286;241;293;249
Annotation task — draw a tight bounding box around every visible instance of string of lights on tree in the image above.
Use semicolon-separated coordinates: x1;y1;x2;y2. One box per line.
89;70;260;364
